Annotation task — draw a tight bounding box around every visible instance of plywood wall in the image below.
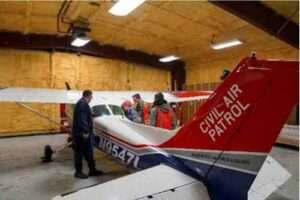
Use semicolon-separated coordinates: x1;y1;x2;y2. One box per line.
0;49;58;135
0;49;170;136
186;41;299;86
129;64;170;91
185;41;299;124
51;52;170;91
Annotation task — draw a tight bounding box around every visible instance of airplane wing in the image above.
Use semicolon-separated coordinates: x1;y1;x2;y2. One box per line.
52;164;210;200
0;87;80;104
0;87;211;105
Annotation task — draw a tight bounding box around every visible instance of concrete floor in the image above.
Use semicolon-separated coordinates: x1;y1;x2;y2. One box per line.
0;134;131;200
0;134;298;200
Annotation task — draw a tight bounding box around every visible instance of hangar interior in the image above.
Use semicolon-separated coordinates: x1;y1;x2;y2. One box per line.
0;1;299;200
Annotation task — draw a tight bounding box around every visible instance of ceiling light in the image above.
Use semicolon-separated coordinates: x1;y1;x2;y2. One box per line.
159;55;180;63
211;39;243;50
71;33;90;47
109;0;146;16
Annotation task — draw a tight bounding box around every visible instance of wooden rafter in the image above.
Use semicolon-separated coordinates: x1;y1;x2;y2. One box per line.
212;1;299;48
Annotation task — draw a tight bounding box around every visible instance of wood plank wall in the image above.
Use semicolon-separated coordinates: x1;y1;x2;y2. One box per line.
185;43;299;125
0;49;170;136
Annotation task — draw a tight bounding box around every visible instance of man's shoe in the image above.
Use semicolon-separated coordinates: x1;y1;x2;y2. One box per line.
74;172;88;179
89;169;104;176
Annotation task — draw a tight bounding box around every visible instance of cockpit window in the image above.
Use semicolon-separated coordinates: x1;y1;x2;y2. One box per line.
92;105;110;117
108;105;124;116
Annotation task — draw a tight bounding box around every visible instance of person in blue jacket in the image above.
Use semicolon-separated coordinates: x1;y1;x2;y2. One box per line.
121;100;141;123
72;90;103;179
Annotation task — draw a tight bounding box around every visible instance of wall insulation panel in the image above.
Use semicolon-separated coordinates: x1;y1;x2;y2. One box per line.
0;49;170;136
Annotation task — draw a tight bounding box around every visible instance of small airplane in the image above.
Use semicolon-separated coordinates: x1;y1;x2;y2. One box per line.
0;57;298;200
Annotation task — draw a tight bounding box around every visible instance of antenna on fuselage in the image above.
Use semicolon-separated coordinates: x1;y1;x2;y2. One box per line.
65;82;71;90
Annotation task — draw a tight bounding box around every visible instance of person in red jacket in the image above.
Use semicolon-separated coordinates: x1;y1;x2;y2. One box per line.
150;93;176;130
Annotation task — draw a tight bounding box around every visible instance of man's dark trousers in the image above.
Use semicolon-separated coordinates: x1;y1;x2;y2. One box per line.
73;135;96;173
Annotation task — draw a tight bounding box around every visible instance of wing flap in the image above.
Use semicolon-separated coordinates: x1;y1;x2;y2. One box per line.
137;182;209;200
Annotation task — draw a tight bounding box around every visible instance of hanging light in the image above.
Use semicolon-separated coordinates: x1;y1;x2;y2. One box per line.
159;55;180;63
109;0;146;16
71;32;90;47
211;39;243;50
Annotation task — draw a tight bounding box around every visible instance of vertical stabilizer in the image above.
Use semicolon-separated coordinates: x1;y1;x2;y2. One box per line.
161;57;299;199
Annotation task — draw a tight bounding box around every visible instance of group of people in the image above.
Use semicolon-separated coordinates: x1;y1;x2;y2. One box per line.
121;93;177;130
71;90;177;179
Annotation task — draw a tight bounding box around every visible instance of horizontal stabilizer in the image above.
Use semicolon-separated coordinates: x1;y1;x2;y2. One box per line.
248;156;291;200
52;165;210;200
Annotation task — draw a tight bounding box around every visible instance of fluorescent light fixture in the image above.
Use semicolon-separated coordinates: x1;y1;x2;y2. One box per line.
71;35;90;47
211;39;243;50
159;55;180;63
109;0;146;16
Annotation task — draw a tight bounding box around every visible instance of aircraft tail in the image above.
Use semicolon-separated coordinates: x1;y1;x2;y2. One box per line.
160;57;299;199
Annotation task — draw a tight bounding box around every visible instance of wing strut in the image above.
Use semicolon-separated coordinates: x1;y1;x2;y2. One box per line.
16;102;63;129
17;102;72;162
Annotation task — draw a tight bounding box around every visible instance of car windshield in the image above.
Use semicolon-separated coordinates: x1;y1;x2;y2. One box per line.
92;105;111;117
108;105;124;116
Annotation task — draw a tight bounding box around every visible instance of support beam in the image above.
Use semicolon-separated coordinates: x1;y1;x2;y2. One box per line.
0;31;186;90
171;63;186;91
212;1;299;48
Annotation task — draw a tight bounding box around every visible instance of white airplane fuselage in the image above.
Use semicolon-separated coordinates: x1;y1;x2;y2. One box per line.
67;103;182;172
92;114;181;171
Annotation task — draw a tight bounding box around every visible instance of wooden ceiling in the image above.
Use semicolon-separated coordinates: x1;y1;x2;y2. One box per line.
0;1;298;65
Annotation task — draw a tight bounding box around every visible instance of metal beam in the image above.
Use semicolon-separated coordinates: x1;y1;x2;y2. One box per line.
212;1;299;48
0;31;185;90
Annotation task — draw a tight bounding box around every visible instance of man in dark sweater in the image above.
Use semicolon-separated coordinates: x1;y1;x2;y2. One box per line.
72;90;103;179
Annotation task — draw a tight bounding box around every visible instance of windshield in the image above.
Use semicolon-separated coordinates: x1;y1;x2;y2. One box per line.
108;105;124;116
92;105;111;117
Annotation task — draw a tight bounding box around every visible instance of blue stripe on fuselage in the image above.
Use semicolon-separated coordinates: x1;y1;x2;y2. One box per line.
174;156;256;200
